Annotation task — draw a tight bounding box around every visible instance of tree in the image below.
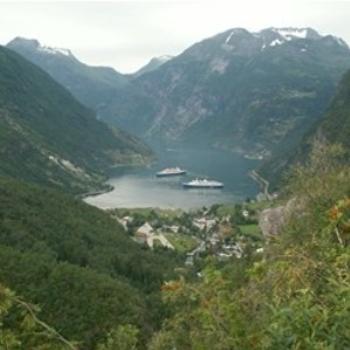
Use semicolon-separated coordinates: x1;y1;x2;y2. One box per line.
97;325;139;350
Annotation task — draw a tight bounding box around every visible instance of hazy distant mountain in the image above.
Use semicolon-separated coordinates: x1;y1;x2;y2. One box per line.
101;27;350;157
7;37;129;111
133;55;174;77
0;45;151;193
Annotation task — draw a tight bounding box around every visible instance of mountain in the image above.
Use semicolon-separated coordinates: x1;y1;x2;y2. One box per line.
100;27;350;156
0;45;151;193
259;68;350;187
134;55;174;77
7;37;129;112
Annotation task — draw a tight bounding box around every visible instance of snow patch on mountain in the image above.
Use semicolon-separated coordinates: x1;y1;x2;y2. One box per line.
38;46;71;56
270;39;284;47
225;31;235;44
272;28;308;40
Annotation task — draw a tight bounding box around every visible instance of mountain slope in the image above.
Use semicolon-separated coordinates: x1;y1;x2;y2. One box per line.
0;45;151;193
7;37;129;111
259;68;350;187
315;69;350;148
133;55;174;77
101;27;350;156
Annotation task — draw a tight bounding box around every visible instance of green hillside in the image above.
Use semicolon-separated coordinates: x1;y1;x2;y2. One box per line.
260;69;350;188
0;177;182;349
0;45;151;193
317;69;350;148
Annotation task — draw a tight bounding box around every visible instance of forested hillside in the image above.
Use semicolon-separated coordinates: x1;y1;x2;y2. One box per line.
0;45;151;193
0;177;182;349
260;68;350;188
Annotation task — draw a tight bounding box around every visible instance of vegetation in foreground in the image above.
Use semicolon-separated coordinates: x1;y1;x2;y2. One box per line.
1;143;350;349
148;144;350;349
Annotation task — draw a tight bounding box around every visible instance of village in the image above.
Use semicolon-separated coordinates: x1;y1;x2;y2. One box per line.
110;202;265;266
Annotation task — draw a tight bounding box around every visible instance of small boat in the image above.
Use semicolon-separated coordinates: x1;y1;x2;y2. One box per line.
182;178;224;189
156;167;187;177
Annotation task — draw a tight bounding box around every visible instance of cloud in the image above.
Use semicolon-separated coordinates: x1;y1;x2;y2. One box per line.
0;1;349;72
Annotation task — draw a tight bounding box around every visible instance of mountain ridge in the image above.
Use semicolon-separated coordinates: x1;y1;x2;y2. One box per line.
7;37;130;112
99;27;350;157
133;55;174;77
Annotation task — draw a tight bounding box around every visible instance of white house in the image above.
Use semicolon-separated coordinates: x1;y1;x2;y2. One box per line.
193;217;217;231
117;216;133;230
136;222;154;236
242;210;249;218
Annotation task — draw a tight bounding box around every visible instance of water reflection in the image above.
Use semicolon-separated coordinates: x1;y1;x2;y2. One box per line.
84;148;260;209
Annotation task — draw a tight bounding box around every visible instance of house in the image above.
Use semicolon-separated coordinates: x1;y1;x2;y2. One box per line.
217;252;233;260
147;234;174;250
135;222;174;250
193;217;217;231
164;225;180;233
222;215;231;224
185;255;194;266
136;222;154;236
117;215;133;230
133;232;148;244
242;210;249;218
221;242;243;259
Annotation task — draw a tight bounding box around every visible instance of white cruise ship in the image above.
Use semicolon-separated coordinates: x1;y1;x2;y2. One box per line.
156;167;187;177
182;178;224;189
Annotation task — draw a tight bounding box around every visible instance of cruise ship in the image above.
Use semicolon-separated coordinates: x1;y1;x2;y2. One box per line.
182;178;224;189
156;167;187;177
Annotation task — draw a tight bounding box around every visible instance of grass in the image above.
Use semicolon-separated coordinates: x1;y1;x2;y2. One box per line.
164;233;199;253
238;224;262;240
112;207;183;219
216;204;237;217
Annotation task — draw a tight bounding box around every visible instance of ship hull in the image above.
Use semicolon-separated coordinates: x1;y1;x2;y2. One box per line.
156;171;187;177
182;183;224;189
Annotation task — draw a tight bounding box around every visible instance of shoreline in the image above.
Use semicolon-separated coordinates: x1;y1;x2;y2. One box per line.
81;159;154;200
77;184;114;200
249;169;273;200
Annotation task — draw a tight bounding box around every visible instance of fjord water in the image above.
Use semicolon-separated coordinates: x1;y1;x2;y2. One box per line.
85;148;260;209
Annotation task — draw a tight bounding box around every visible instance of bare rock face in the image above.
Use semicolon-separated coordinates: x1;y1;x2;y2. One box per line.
259;199;297;237
259;206;286;237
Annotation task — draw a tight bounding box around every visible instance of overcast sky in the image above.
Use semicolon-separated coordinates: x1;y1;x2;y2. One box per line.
1;0;350;73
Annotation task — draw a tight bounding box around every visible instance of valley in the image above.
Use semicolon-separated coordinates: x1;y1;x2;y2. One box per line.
1;7;350;349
